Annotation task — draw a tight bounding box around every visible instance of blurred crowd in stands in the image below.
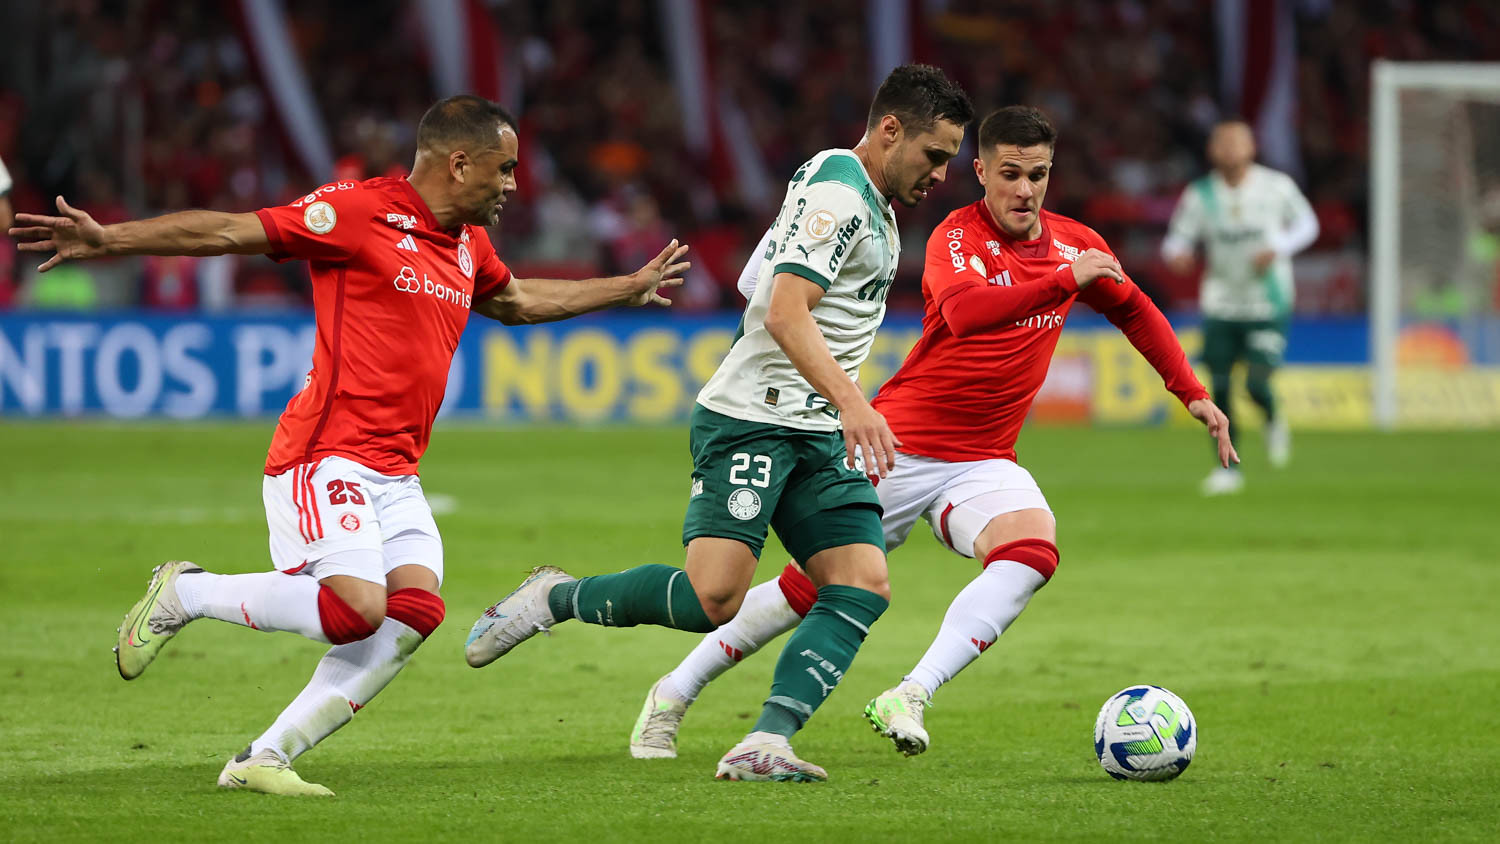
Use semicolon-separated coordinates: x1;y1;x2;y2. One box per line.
2;0;1498;313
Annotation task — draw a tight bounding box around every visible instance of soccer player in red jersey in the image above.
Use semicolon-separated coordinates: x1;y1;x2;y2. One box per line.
10;96;688;795
628;106;1235;761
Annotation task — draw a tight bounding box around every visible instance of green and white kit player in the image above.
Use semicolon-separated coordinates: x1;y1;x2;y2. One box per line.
1162;119;1320;495
464;65;972;782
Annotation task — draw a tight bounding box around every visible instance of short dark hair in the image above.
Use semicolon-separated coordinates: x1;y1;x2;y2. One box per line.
977;106;1057;152
416;95;517;153
866;64;974;135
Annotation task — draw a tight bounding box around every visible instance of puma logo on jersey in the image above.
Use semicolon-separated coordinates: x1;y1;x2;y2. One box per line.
795;244;811;260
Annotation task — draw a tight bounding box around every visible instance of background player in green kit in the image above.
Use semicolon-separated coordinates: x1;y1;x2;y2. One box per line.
464;65;972;782
1162;119;1320;495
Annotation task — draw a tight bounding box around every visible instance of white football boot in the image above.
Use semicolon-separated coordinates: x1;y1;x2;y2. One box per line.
715;731;827;782
1200;466;1245;496
1267;418;1291;468
630;674;689;759
465;565;576;668
864;679;932;756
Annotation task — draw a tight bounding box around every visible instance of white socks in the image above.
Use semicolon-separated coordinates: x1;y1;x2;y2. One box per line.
665;578;803;701
176;571;329;643
249;617;427;763
907;560;1046;697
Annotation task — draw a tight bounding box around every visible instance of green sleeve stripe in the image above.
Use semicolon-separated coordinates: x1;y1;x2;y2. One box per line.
808;153;888;222
772;262;834;291
1192;176;1218;220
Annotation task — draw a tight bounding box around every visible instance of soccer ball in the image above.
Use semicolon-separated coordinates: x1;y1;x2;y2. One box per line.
1093;685;1196;781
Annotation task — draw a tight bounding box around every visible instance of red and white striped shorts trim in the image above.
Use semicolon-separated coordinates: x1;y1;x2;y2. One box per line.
291;459;326;543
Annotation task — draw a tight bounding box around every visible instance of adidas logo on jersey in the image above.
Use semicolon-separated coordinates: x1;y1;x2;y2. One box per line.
396;234;419;252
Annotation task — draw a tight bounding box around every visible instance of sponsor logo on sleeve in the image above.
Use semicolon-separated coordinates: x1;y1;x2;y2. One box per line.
290;181;357;209
303;201;337;234
948;229;966;270
805;210;838;241
1053;239;1082;262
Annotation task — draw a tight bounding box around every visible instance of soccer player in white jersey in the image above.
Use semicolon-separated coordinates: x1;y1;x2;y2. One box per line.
627;106;1235;761
464;65;973;782
1162;120;1320;495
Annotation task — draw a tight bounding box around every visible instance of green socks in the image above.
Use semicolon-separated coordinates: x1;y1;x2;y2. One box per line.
754;584;889;737
547;564;715;633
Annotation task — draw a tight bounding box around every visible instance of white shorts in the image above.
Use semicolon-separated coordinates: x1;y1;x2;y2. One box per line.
262;455;444;585
878;451;1051;559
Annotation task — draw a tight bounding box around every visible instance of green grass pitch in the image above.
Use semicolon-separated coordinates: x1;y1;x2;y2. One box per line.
1;421;1495;841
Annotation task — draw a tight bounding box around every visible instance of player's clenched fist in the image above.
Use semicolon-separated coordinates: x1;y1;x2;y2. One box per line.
1070;248;1124;289
841;402;901;478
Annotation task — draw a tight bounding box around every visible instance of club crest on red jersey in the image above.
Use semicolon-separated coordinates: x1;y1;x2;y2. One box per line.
458;243;474;278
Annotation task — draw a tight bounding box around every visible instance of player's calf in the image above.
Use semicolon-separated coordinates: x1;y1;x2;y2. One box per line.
246;587;445;767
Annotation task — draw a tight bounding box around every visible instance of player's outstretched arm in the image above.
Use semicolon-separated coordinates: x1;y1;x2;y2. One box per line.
1090;283;1237;468
475;240;689;325
764;272;900;477
9;196;270;272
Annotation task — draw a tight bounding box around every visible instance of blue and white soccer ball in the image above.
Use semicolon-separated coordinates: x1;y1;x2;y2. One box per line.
1093;685;1197;781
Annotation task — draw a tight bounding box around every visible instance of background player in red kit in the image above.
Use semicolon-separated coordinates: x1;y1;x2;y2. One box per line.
628;107;1234;761
10;96;688;795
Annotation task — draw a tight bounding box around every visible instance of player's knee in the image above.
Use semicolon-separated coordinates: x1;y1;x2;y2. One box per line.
333;582;388;631
828;567;890;601
983;538;1060;582
695;589;744;628
317;583;384;644
861;574;892;603
385;587;446;639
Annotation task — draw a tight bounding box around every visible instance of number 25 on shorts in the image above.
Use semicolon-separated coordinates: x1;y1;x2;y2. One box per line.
326;479;366;505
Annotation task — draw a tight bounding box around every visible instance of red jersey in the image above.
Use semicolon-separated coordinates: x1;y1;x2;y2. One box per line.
254;177;512;476
873;201;1206;463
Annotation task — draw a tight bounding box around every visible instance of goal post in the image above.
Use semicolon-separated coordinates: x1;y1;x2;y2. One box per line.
1370;61;1500;429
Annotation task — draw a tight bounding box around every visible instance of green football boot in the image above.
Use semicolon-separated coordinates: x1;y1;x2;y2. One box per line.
114;560;201;680
218;748;334;797
865;679;932;757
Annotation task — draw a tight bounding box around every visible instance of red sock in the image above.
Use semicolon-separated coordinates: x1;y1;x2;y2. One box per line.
777;563;817;618
317;586;377;644
385;588;445;638
984;539;1060;581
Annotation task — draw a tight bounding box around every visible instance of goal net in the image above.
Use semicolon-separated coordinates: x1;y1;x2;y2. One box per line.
1370;61;1500;428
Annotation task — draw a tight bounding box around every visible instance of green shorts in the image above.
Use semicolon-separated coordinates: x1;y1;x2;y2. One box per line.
1202;318;1289;371
681;404;884;562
